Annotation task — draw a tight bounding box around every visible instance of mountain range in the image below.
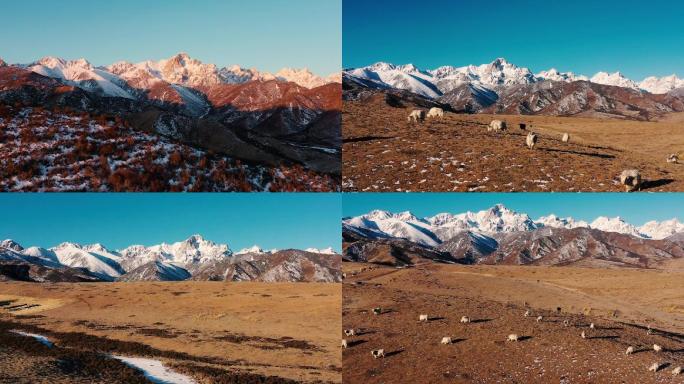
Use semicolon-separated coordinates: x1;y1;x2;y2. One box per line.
343;58;684;119
343;205;684;269
0;53;342;183
0;236;340;283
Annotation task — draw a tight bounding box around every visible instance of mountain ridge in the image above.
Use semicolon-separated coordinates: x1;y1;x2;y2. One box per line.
344;204;684;246
0;235;339;283
345;58;684;95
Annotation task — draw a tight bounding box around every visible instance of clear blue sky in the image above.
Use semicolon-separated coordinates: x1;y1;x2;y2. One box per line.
343;0;684;80
0;0;341;75
0;194;341;252
343;193;684;226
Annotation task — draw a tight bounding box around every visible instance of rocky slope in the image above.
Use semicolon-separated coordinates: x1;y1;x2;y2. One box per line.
1;54;342;190
191;249;341;282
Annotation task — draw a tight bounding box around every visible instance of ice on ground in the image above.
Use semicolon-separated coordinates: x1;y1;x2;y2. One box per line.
111;356;197;384
10;330;53;347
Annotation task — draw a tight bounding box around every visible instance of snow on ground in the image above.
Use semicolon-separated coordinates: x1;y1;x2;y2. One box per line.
0;107;336;192
111;356;197;384
10;330;54;348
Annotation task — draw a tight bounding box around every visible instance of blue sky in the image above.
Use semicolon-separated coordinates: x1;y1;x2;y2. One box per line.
343;0;684;80
0;194;341;252
343;193;684;226
0;0;341;75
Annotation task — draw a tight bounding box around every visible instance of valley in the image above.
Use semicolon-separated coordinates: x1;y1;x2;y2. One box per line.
0;281;341;383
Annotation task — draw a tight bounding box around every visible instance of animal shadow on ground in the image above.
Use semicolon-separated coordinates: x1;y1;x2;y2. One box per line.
597;326;623;331
384;350;404;358
470;319;493;324
641;179;675;190
541;148;616;159
517;336;533;342
348;340;367;347
426;317;446;322
446;338;467;344
356;330;376;336
343;136;395;144
588;335;620;340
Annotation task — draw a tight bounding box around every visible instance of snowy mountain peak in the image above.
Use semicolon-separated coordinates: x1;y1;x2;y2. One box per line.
0;58;6;67
590;71;640;90
346;206;684;246
0;239;24;252
275;67;331;89
639;75;684;94
346;58;684;98
305;247;338;255
235;245;265;255
536;214;589;229
586;216;643;237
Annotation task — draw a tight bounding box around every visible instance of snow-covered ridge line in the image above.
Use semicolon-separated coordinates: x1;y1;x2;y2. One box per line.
344;204;684;247
344;58;684;96
14;53;340;94
0;235;338;280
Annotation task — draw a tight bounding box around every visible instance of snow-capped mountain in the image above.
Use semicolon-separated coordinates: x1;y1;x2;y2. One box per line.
235;245;267;255
345;62;442;98
51;242;125;279
639;219;684;239
275;68;336;89
640;75;684;94
118;234;232;271
344;204;537;247
535;214;589;229
25;53;338;93
344;209;684;269
590;72;640;91
0;235;339;282
305;247;338;255
344;205;684;246
28;57;138;99
344;58;683;98
536;68;588;83
588;217;643;238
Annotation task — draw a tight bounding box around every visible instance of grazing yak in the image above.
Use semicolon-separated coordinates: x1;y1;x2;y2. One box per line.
526;133;538;149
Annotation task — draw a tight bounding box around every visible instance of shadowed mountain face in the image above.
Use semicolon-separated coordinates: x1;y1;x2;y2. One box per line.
0;60;341;184
343;226;684;269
